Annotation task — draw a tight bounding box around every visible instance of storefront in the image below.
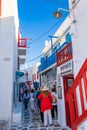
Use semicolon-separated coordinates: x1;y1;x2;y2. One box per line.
57;59;74;127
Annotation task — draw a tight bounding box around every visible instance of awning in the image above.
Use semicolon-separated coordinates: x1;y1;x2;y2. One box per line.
16;71;24;78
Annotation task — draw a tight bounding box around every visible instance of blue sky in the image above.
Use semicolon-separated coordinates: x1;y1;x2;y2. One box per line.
17;0;68;68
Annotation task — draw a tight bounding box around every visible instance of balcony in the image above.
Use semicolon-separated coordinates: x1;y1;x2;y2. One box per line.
18;37;27;66
18;38;27;48
38;42;72;73
56;42;73;66
18;48;26;56
38;33;72;73
38;53;56;72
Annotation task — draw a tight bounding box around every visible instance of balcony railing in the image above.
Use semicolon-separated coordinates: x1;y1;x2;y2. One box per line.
56;42;73;66
18;28;31;48
66;59;87;130
18;38;27;48
38;42;72;73
38;53;56;72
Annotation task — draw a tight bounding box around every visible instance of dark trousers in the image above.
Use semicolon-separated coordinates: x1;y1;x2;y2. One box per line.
51;105;58;118
23;99;29;109
40;112;44;122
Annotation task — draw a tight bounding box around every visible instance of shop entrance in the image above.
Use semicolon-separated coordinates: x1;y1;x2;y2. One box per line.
63;75;74;127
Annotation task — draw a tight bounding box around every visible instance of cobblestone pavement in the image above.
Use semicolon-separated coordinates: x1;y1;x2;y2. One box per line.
9;103;70;130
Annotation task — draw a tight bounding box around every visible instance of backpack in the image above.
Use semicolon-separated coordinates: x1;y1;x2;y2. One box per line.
52;95;57;103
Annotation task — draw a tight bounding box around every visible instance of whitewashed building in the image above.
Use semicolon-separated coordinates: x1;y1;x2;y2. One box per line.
57;0;87;130
38;0;87;129
32;62;41;88
38;16;71;89
0;0;19;122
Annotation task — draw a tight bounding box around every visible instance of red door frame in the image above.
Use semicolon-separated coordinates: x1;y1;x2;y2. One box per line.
63;74;74;127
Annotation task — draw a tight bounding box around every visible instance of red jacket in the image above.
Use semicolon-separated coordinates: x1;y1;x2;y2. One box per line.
38;92;53;112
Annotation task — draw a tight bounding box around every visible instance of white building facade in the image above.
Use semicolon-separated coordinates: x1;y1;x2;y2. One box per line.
38;1;87;129
32;62;41;89
57;0;87;130
38;16;71;90
0;0;19;122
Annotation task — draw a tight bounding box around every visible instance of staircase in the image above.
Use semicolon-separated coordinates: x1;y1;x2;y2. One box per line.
66;59;87;130
9;102;71;130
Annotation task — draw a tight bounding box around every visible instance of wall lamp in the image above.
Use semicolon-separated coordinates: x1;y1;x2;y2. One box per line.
53;8;70;18
53;0;80;18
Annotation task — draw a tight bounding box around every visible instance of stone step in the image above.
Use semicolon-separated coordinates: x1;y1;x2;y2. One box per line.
9;102;71;130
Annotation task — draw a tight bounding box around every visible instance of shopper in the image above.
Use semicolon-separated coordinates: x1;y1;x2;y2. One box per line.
33;87;39;98
23;90;30;110
29;88;39;114
37;85;53;127
51;87;58;119
36;88;44;123
29;93;36;112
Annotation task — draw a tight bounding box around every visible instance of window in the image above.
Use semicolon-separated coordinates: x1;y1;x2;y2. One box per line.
67;79;73;88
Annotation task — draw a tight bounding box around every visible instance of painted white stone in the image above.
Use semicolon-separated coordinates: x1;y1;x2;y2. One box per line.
0;0;19;122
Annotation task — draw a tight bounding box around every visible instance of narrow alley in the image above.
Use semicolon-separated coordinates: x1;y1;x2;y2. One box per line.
9;102;70;130
1;0;87;130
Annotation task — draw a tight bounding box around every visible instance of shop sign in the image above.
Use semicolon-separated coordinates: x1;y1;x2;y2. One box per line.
60;60;73;75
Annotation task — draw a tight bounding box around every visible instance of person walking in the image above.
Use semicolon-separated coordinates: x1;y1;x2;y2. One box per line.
29;88;39;114
37;85;53;127
29;93;36;112
36;88;44;123
33;88;39;98
23;90;30;110
33;87;40;112
51;87;58;119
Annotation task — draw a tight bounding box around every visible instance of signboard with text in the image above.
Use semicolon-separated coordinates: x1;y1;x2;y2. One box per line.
60;60;73;75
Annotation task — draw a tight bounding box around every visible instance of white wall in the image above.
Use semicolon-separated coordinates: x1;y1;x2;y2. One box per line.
71;1;87;128
0;0;19;122
66;0;87;129
32;62;41;74
57;67;66;126
42;17;71;55
70;0;87;77
0;17;16;121
32;62;41;81
2;0;19;23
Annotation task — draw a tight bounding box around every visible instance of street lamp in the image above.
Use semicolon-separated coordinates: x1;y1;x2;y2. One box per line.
48;36;58;54
53;8;70;18
53;0;80;19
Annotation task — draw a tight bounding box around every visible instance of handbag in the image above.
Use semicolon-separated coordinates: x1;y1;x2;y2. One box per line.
52;95;57;103
48;94;57;103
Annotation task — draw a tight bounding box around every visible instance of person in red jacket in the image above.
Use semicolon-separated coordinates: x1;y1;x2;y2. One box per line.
38;85;53;127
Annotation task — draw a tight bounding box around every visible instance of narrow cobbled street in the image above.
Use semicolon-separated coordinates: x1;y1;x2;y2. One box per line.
9;102;70;130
